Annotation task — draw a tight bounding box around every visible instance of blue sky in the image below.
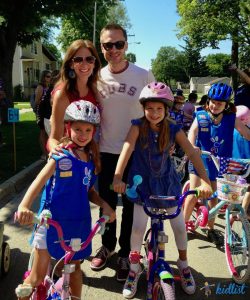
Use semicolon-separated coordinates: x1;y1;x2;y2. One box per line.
124;0;231;70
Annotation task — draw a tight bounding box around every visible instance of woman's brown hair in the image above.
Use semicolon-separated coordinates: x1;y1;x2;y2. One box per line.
57;39;101;100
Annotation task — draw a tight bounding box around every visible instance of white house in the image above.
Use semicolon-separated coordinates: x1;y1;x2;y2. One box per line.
12;41;59;98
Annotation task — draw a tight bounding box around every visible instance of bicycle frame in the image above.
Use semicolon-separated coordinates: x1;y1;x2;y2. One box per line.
126;175;198;300
15;210;109;300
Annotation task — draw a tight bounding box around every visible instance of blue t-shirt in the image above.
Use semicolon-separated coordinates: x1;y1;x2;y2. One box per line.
232;128;250;159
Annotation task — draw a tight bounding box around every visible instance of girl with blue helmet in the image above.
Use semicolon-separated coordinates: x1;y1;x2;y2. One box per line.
15;100;115;300
113;82;212;298
184;83;250;245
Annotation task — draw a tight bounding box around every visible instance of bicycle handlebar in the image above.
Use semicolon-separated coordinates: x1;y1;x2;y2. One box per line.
15;210;109;253
126;175;199;220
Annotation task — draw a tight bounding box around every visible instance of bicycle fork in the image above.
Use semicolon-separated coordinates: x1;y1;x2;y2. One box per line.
146;220;174;300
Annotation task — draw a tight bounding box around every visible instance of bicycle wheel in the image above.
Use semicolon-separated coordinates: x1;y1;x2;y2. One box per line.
152;279;175;300
225;212;250;284
196;206;209;228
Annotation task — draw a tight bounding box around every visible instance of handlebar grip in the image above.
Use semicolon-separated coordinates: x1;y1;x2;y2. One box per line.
99;215;110;235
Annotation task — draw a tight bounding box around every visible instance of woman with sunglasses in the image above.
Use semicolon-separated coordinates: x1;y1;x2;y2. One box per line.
47;39;101;153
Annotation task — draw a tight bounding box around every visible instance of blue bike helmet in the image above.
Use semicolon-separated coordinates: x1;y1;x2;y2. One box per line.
208;83;232;102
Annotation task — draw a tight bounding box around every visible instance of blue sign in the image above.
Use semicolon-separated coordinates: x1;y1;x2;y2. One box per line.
8;108;19;123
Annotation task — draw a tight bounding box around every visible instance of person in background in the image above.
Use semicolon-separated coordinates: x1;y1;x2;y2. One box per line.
47;39;101;153
0;89;11;147
233;105;250;220
182;92;198;130
90;23;155;282
35;70;52;159
229;64;250;109
15;100;115;300
196;95;208;112
37;70;60;136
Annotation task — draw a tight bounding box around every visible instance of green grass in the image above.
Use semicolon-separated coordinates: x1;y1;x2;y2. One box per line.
0;107;41;184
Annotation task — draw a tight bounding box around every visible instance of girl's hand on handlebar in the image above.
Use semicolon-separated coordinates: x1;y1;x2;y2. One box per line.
16;208;34;226
112;176;126;194
102;202;116;223
196;183;213;199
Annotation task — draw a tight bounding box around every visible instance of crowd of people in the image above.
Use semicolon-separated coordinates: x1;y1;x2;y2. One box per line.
13;23;250;300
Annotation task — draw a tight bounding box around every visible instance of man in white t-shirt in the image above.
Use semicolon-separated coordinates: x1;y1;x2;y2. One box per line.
90;24;154;282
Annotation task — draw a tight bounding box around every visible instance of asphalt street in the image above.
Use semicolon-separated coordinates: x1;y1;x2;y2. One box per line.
0;186;249;300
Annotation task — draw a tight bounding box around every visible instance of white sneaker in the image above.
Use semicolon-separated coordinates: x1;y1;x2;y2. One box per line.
122;266;142;299
177;261;196;295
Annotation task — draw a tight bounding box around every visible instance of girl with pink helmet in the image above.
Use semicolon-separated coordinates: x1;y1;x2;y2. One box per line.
112;82;212;298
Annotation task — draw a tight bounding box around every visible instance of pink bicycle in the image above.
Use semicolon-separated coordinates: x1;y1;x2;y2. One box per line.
15;210;109;299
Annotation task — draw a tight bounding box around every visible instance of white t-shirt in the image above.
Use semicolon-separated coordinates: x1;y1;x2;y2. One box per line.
98;63;155;154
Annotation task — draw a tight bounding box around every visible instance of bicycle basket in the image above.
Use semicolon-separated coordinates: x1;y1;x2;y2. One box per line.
216;177;248;204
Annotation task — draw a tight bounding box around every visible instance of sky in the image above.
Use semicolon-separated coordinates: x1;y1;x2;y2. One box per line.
123;0;231;70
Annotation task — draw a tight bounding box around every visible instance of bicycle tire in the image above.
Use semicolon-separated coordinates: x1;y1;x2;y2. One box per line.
152;279;175;300
225;212;250;284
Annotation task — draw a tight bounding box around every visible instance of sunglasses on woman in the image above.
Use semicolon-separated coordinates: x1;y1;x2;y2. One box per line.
72;55;96;64
102;41;126;51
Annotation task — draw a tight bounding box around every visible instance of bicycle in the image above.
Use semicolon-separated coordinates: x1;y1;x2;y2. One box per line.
126;174;200;300
183;151;250;284
15;209;109;300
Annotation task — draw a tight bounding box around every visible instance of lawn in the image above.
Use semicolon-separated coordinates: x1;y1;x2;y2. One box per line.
0;104;41;184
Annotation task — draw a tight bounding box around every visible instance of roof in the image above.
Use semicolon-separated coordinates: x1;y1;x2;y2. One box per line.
190;77;218;84
42;45;57;61
208;77;231;85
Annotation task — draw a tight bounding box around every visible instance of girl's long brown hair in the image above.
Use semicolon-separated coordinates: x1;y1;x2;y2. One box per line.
56;39;101;100
139;116;171;153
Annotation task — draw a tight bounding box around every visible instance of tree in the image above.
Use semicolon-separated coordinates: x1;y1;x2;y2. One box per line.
205;53;231;77
57;0;130;66
180;38;208;78
0;0;118;99
151;46;189;86
176;0;250;89
126;52;136;63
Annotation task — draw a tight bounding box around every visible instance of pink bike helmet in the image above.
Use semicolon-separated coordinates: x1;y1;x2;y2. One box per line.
236;105;250;125
139;82;174;108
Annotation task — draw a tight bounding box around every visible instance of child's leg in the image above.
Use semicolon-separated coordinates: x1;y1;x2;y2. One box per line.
69;260;82;298
242;191;250;219
123;204;148;299
183;174;200;222
17;248;50;300
169;207;196;295
206;180;217;230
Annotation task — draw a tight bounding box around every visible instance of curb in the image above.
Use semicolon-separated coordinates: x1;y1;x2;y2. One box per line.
0;159;45;209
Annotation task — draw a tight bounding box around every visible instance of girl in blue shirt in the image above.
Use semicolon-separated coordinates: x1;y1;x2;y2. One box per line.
184;83;250;245
16;100;115;300
113;82;212;298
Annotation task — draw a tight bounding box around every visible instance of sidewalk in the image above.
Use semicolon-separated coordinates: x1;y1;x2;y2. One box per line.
0;159;45;209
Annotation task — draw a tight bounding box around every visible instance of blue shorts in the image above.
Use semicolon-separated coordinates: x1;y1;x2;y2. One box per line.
188;155;218;181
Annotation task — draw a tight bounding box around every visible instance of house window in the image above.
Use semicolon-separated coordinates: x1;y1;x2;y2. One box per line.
45;63;50;70
31;42;37;54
